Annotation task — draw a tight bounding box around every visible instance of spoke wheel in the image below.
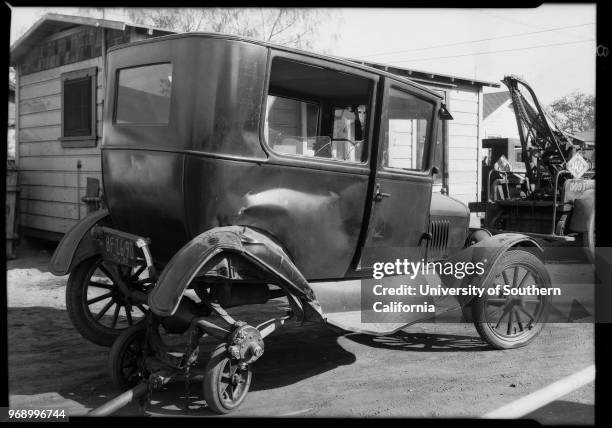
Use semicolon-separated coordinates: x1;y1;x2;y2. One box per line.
109;324;150;389
66;256;151;347
473;249;550;349
203;344;252;414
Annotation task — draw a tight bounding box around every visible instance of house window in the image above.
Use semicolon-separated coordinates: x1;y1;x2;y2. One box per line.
60;67;97;147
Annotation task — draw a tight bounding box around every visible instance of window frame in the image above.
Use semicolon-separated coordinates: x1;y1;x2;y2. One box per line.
431;88;449;189
381;83;437;174
59;67;97;148
261;52;377;168
265;93;322;156
112;62;174;127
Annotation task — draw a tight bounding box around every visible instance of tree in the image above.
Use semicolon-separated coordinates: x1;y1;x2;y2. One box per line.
122;8;338;51
546;91;595;134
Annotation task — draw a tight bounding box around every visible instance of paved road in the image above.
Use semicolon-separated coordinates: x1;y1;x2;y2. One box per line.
7;242;594;422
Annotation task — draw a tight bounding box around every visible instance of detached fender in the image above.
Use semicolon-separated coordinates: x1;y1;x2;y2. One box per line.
569;189;595;233
147;226;323;320
48;209;111;276
441;233;543;307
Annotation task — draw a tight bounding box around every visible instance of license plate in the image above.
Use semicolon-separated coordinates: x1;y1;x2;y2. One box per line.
92;227;148;267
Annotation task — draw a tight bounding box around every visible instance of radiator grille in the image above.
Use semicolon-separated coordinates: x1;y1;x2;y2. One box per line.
427;220;450;259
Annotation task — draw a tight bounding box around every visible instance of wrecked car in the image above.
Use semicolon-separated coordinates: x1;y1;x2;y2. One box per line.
49;33;552;414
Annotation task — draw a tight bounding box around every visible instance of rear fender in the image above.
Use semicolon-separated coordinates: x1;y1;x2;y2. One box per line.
48;209;111;276
147;226;323;321
442;233;544;307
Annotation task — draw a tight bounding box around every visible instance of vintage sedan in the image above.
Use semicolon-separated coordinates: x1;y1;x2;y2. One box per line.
50;33;551;414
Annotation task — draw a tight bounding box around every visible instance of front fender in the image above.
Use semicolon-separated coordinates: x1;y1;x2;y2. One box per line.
48;209;111;276
441;233;543;306
147;226;323;320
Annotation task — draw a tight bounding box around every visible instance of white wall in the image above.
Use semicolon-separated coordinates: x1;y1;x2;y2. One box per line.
483;100;519;140
446;84;481;207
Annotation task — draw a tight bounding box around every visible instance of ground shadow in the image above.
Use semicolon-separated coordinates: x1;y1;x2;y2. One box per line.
136;322;357;416
345;329;492;352
524;400;594;425
7;305;356;416
7;306;125;412
7;238;57;272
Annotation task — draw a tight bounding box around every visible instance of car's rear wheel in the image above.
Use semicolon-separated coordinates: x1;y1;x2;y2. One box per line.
472;249;550;349
66;256;150;347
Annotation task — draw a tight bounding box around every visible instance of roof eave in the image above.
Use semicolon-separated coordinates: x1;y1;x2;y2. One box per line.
10;12;175;65
351;59;500;88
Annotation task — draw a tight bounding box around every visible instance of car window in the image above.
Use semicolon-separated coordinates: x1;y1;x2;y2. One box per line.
383;87;434;171
264;57;372;163
265;95;322;156
115;63;173;124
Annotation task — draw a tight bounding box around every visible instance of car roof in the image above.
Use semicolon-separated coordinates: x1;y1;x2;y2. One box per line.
108;32;445;100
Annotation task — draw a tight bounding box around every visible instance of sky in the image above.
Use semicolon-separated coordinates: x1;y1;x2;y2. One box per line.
9;5;596;104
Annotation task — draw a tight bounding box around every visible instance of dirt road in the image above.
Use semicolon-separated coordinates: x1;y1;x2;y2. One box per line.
6;240;594;422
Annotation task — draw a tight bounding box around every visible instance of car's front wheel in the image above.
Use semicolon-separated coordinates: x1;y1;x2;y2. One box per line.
472;249;550;349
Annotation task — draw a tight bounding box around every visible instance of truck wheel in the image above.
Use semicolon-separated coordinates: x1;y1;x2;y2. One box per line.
202;344;252;414
109;323;149;389
472;249;550;349
66;256;149;347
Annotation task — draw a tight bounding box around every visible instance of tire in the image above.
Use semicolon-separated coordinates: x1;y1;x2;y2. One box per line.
472;249;550;349
108;323;149;389
202;344;252;414
66;256;148;347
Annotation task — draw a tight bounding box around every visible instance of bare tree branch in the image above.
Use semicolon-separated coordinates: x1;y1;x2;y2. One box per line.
267;9;284;41
121;7;339;50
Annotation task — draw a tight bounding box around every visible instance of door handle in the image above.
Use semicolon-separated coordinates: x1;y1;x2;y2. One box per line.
374;184;391;202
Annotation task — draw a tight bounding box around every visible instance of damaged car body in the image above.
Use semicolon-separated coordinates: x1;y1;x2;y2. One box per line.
50;34;553;414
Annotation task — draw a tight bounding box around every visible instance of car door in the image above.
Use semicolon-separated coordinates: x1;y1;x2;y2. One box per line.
313;79;444;335
360;78;440;268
